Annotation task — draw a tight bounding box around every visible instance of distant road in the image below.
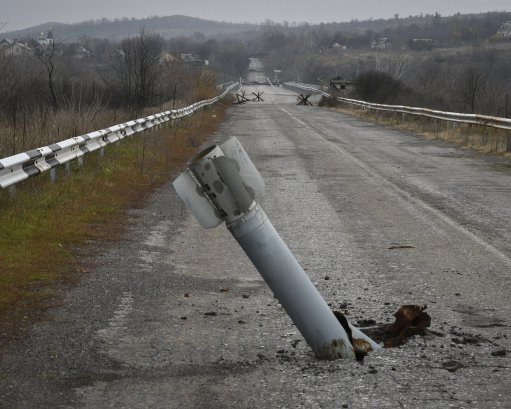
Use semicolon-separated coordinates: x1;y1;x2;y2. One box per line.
246;57;268;83
1;84;510;408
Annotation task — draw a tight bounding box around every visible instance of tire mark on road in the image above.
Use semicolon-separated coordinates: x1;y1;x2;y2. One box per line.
97;292;134;344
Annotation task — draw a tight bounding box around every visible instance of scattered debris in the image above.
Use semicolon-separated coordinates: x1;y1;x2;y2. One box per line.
324;275;330;280
491;348;507;357
204;311;217;316
238;320;246;324
452;335;480;345
442;360;463;372
449;329;487;348
388;244;415;250
357;319;377;327
334;305;433;350
242;294;250;299
219;288;230;293
184;293;190;298
388;305;431;342
180;316;187;320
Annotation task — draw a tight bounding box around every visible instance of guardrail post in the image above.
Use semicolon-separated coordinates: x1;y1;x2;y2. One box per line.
99;147;105;157
8;185;16;198
481;126;489;146
173;137;380;360
50;168;57;184
65;161;71;175
78;157;84;167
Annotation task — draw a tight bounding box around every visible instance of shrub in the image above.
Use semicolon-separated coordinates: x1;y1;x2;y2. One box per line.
354;70;407;104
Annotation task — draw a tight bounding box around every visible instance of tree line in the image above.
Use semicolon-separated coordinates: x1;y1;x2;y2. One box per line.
250;14;511;117
0;30;249;157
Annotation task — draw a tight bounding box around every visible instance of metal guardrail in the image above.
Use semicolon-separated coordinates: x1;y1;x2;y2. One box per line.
0;82;239;189
283;82;511;131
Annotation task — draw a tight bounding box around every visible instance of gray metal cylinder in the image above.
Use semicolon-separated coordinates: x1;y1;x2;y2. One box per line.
229;205;355;360
174;137;380;360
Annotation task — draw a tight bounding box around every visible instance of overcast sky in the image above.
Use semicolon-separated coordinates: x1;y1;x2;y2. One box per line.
1;0;510;31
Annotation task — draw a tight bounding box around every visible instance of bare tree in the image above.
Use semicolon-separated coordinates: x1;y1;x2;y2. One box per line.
0;53;31;154
457;66;487;114
113;30;163;113
34;40;59;109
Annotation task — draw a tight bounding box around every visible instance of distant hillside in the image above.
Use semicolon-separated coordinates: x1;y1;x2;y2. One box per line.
3;15;261;41
279;11;511;36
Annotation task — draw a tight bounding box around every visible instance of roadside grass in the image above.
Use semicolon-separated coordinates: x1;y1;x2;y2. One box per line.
0;103;229;346
327;100;511;160
0;97;204;159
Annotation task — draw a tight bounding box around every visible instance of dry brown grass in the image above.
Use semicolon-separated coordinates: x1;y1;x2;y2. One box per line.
0;102;229;348
333;103;511;160
0;86;217;158
0;104;129;158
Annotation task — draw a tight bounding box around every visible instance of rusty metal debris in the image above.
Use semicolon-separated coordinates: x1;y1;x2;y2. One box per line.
334;305;432;355
333;311;376;361
388;305;431;345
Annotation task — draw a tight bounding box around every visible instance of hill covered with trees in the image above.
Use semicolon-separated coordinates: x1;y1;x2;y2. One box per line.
3;15;259;41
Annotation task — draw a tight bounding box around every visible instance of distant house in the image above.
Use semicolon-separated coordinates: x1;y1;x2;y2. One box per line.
38;28;54;47
180;53;209;66
72;45;92;59
160;52;178;63
497;21;511;38
180;53;198;62
332;42;347;51
0;38;33;56
370;38;392;50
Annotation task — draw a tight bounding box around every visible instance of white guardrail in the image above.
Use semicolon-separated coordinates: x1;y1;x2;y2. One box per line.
0;82;239;189
283;82;511;131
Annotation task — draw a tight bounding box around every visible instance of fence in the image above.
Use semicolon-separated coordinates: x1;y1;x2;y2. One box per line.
0;82;239;190
283;82;511;131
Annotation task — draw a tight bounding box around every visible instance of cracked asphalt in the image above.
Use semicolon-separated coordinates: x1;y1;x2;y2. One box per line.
0;84;510;408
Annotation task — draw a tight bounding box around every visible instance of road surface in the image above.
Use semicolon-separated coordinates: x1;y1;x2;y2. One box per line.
0;85;510;408
246;58;268;84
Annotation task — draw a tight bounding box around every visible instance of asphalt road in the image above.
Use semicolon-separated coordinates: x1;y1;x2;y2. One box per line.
1;85;510;408
246;58;267;84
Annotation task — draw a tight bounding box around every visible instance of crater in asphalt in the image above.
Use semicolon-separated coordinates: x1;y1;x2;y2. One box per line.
334;304;437;361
